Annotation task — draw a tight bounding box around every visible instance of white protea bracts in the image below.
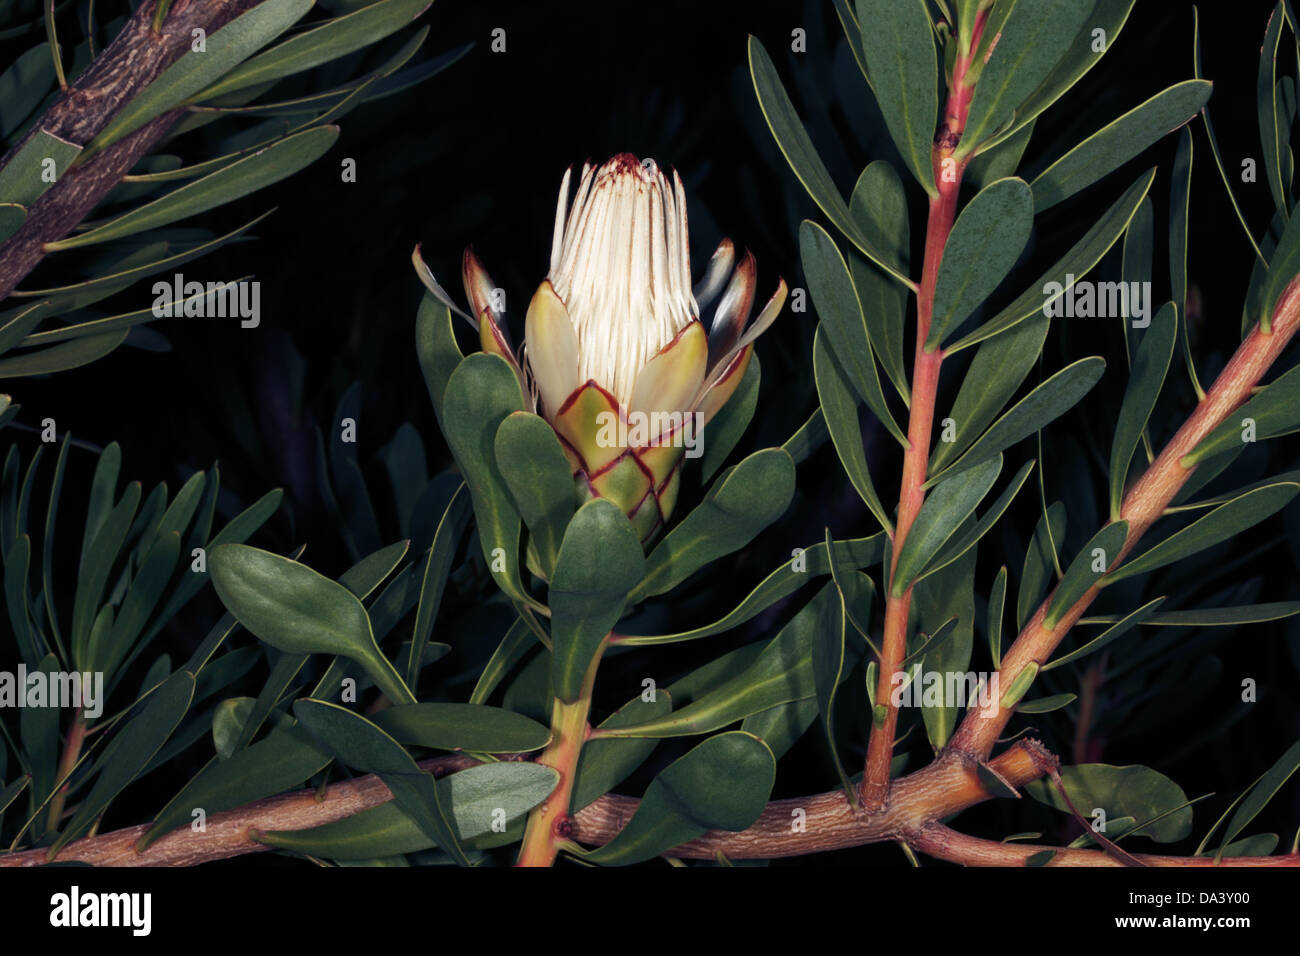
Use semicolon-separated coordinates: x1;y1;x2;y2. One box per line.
415;153;786;544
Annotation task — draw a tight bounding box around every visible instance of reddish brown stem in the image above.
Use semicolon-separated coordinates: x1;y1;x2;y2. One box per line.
861;22;980;813
909;824;1298;867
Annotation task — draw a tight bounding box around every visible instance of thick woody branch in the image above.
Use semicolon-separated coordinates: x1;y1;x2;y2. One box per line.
0;0;262;300
909;824;1300;867
0;741;1053;867
0;754;483;867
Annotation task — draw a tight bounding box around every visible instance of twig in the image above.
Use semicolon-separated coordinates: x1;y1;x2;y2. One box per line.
947;272;1300;761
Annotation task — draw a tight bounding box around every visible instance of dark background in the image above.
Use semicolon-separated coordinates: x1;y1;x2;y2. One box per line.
5;0;1299;863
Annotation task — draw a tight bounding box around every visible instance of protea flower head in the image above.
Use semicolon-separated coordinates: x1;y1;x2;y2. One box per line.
416;152;786;544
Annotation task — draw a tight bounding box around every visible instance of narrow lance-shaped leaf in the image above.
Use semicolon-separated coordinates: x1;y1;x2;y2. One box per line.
48;126;340;250
849;162;910;403
196;0;433;101
933;358;1106;485
1045;521;1129;627
929;177;1034;348
853;0;938;195
957;0;1096;156
813;326;893;533
747;36;913;287
1216;739;1300;861
893;455;1002;596
801;220;905;444
91;0;315;150
1109;304;1176;516
1105;483;1300;583
1031;80;1211;212
947;169;1156;353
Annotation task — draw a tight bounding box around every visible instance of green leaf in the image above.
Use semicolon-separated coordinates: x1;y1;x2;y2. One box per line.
946;169;1155;353
1031;81;1211;211
209;544;415;706
930;178;1034;348
958;0;1096;155
1045;522;1129;626
813;326;893;533
747;37;913;286
853;0;938;194
253;762;559;859
494;412;575;579
440;353;536;607
987;565;1008;669
599;586;834;738
1026;764;1193;843
1108;304;1176;515
48;126;339;250
197;0;431;101
1104;483;1300;583
71;480;141;669
920;460;1035;587
1181;363;1300;465
51;670;196;855
1216;739;1300;860
632;447;795;601
933;358;1106;484
293;699;467;865
13;211;273;313
0;131;81;207
1044;596;1165;671
0;203;25;242
930;316;1049;474
893;455;1002;596
801;220;905;444
407;484;470;686
979;0;1136;155
1259;3;1290;216
619;534;886;645
849;163;910;403
91;0;315;150
583;732;775;865
0;330;129;378
810;556;855;800
1018;502;1066;629
413;292;464;431
1086;601;1300;628
370;703;551;754
572;691;671;811
1016;693;1076;715
140;722;332;849
913;547;978;748
700;354;760;483
549;498;644;701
